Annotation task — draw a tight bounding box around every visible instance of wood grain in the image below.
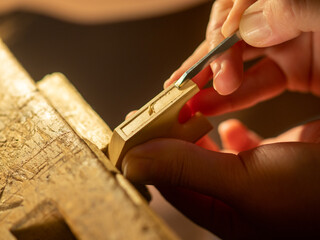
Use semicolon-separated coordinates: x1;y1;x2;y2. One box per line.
37;73;112;152
108;80;213;168
0;39;178;240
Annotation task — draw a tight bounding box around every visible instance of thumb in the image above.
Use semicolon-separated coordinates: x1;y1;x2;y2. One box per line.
122;138;248;203
239;0;320;47
122;139;320;219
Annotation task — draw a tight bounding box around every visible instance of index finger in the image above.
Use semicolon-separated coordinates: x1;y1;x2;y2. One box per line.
188;58;286;116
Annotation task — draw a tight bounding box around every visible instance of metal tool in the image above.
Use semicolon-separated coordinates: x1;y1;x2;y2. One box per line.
175;31;241;89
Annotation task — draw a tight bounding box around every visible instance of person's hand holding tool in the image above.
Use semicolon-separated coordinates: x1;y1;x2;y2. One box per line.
122;0;320;239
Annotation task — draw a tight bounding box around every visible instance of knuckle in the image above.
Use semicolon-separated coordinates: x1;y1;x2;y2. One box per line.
286;0;303;21
206;0;232;41
273;0;309;27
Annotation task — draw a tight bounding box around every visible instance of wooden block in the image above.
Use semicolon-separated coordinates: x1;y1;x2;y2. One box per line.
37;73;112;152
10;200;77;240
108;80;213;168
0;39;178;240
37;73;117;173
37;73;150;200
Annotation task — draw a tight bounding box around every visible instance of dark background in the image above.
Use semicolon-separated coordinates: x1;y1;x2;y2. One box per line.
1;3;211;130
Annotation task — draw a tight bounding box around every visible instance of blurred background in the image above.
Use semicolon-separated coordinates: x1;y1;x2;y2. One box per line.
0;0;319;239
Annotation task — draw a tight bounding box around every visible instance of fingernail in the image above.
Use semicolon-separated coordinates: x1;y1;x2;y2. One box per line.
170;71;176;79
222;20;238;38
122;156;153;184
125;110;136;120
240;5;272;46
212;62;221;77
212;62;221;91
218;120;230;134
163;78;175;89
163;79;172;88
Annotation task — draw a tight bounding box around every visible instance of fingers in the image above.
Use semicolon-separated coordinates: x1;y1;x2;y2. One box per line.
262;118;320;145
240;0;320;47
298;119;320;143
207;0;244;95
164;43;243;95
165;0;245;95
212;42;244;95
219;119;261;152
188;58;286;116
123;139;320;236
196;135;220;151
219;118;320;152
218;118;320;154
126;110;137;119
236;143;320;218
219;117;320;153
192;65;213;89
265;33;312;92
222;0;256;37
122;138;245;202
310;33;320;96
206;0;233;48
163;41;210;88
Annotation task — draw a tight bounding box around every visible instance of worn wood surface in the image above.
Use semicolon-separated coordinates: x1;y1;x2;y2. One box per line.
37;73;112;152
37;72;151;201
108;80;212;168
0;39;178;240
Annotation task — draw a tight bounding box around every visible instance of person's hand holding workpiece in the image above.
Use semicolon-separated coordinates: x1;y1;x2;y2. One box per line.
122;0;320;239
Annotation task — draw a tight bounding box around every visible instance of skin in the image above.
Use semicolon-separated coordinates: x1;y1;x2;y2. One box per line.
0;0;204;23
123;0;320;239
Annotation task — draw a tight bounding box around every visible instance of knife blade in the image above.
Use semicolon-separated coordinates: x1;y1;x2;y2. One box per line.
175;31;241;89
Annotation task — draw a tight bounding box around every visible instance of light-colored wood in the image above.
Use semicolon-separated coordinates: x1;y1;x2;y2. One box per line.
37;73;151;200
37;72;118;174
0;39;178;240
108;80;213;168
37;73;112;153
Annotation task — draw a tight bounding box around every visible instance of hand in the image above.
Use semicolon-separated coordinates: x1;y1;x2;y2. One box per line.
165;0;320;104
122;0;320;239
122;119;320;239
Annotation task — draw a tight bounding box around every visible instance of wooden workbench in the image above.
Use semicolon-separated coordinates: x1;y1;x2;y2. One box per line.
0;39;178;240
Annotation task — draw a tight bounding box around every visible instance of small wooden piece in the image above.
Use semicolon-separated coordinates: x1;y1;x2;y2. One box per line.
108;80;213;168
